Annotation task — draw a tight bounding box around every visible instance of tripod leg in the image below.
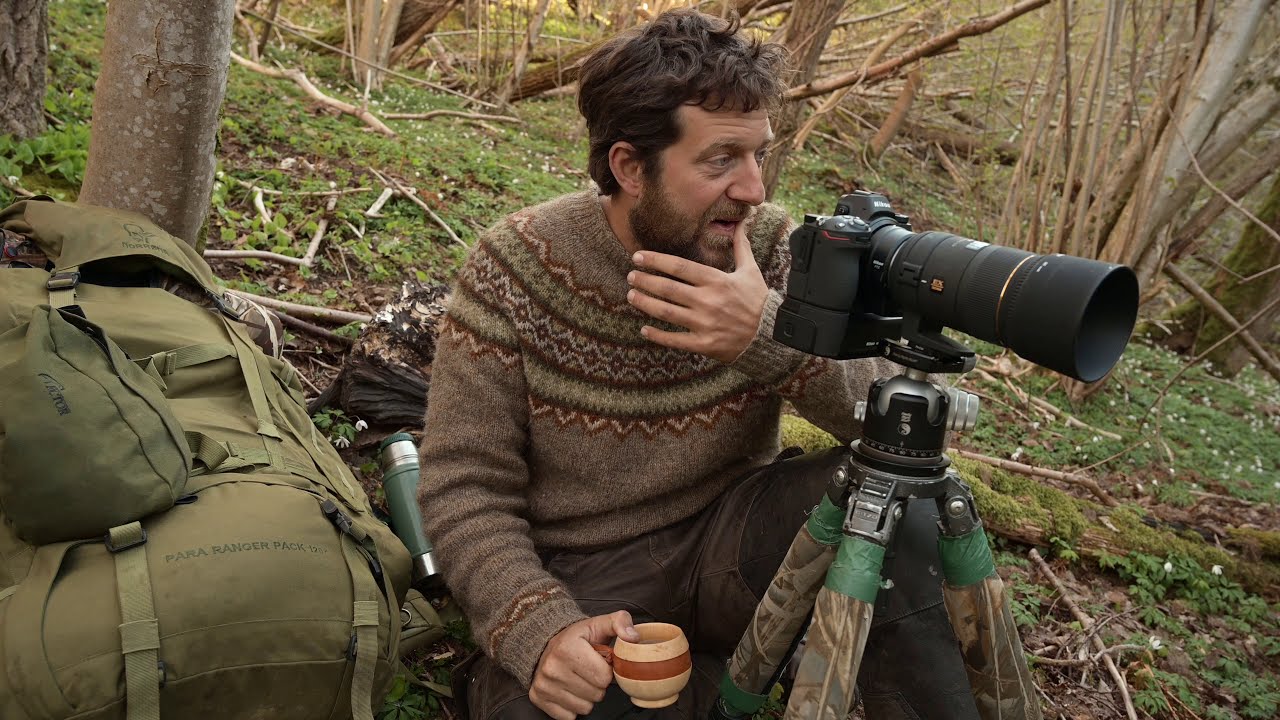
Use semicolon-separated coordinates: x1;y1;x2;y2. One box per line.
938;487;1043;720
710;495;845;719
783;535;885;720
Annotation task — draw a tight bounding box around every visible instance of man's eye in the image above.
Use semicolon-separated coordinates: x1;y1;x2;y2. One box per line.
755;148;771;164
708;156;733;168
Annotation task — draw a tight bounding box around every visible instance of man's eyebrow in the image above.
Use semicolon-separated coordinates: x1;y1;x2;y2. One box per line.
698;136;775;158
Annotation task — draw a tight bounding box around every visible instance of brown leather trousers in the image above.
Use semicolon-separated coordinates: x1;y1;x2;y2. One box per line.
453;448;980;720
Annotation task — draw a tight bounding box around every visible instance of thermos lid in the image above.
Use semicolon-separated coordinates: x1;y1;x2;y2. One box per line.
379;432;418;467
379;432;415;450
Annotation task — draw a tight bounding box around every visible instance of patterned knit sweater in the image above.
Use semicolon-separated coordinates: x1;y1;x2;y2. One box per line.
418;189;896;685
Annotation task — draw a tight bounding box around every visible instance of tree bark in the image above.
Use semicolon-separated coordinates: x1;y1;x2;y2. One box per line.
78;0;234;249
508;40;599;102
498;0;553;104
1182;172;1280;376
867;68;922;159
0;0;48;139
761;0;846;198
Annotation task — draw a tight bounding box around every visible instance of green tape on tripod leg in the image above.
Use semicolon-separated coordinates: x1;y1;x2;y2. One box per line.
825;537;885;603
805;494;846;546
938;527;996;587
718;671;768;716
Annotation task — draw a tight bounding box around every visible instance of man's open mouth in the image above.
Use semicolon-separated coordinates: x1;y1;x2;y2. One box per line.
708;219;740;234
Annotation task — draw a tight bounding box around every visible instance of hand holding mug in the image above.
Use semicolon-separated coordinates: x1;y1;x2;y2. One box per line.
593;622;693;708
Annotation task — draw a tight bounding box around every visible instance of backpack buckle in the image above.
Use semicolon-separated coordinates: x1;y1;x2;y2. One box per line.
104;527;148;553
46;270;81;291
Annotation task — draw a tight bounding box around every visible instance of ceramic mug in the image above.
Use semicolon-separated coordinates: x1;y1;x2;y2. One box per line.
593;622;692;708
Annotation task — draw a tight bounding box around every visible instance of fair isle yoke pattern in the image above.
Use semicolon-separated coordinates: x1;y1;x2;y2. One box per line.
447;190;795;438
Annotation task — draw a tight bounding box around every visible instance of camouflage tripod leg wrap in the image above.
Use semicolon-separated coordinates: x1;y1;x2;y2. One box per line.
781;535;884;720
939;526;1043;720
715;496;845;717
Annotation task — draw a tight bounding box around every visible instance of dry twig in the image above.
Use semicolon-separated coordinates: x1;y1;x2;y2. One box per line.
225;289;372;324
229;177;374;196
1029;549;1138;720
301;194;340;266
275;309;353;346
230;51;397;137
951;448;1120;507
370;169;467;249
382;110;522;124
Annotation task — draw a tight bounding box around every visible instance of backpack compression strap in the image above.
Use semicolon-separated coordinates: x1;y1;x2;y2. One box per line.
46;267;80;308
107;522;163;720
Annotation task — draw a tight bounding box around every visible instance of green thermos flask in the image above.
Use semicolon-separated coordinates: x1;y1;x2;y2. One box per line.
379;432;441;583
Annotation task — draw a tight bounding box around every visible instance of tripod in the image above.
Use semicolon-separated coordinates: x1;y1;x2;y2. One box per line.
710;338;1042;720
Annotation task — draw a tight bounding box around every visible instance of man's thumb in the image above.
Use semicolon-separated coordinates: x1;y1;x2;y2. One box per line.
589;611;640;643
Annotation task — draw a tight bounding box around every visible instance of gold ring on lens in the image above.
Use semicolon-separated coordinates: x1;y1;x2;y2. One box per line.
995;255;1038;344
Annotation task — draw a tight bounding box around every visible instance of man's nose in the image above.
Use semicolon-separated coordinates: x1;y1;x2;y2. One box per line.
727;156;767;205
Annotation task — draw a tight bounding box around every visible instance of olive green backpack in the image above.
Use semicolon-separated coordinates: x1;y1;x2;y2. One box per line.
0;198;416;720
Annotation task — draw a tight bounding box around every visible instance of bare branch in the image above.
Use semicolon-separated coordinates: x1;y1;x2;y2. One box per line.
224;289;372;324
951;448;1120;508
1164;263;1280;383
230;51;397;136
786;0;1052;101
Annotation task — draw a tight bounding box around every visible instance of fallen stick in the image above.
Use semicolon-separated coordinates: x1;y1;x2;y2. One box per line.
204;249;307;265
364;187;395;217
230;51;397;137
0;177;36;198
383;110;522;124
301;194;340;266
1165;263;1280;384
225;288;372;324
1029;643;1148;667
229;178;374;196
1029;549;1138;720
951;448;1120;508
370;170;467;249
275;310;353;346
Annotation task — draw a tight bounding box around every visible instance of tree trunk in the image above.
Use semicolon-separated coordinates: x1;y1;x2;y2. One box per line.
78;0;234;249
761;0;846;199
508;40;599;102
867;68;922;160
498;0;553;104
1183;172;1280;375
0;0;48;139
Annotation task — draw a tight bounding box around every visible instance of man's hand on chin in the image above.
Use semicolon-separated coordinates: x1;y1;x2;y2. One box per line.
626;219;768;364
529;611;640;719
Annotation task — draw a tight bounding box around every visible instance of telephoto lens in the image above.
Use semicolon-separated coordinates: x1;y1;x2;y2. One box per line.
876;230;1138;382
378;433;441;585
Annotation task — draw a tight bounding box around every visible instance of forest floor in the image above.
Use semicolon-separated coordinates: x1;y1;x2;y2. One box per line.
4;1;1277;718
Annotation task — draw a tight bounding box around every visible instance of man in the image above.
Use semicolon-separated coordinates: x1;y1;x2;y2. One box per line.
420;9;978;720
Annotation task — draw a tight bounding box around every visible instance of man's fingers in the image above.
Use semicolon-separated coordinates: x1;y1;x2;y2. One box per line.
640;325;700;354
632;250;716;284
732;217;758;273
627;270;697;307
627;289;697;329
530;685;592;720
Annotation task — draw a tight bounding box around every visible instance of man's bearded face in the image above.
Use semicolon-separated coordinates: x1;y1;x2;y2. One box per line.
627;173;751;272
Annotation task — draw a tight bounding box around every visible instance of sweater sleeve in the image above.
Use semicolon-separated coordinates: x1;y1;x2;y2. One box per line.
418;249;586;687
728;207;899;444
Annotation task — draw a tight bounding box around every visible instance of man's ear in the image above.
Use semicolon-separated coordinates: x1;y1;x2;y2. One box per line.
607;141;646;198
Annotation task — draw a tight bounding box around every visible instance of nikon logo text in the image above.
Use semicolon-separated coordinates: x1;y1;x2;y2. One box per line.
37;373;71;416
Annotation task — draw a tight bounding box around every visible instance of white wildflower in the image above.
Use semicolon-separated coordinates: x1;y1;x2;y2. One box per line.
1211;565;1223;576
1149;636;1163;650
1163;561;1173;573
354;419;368;432
332;436;351;449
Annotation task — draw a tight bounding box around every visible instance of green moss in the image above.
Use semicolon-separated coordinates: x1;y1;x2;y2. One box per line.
779;415;838;454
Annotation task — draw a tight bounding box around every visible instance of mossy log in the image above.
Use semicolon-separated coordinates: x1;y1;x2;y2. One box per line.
508;41;599;102
779;417;1280;598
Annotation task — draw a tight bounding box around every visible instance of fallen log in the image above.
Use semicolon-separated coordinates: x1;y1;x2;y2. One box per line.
309;280;449;427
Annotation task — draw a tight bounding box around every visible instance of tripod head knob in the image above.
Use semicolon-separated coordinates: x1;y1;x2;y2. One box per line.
944;388;980;432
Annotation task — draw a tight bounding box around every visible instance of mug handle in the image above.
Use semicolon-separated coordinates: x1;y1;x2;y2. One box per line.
591;643;613;665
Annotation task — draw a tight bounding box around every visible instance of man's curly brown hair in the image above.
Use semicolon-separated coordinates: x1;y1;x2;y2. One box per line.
577;9;789;195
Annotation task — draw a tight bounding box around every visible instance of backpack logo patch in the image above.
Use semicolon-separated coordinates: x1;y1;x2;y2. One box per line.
37;373;71;416
121;223;171;256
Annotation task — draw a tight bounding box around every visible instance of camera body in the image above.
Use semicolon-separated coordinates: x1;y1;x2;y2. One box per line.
773;191;1140;383
774;192;914;361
